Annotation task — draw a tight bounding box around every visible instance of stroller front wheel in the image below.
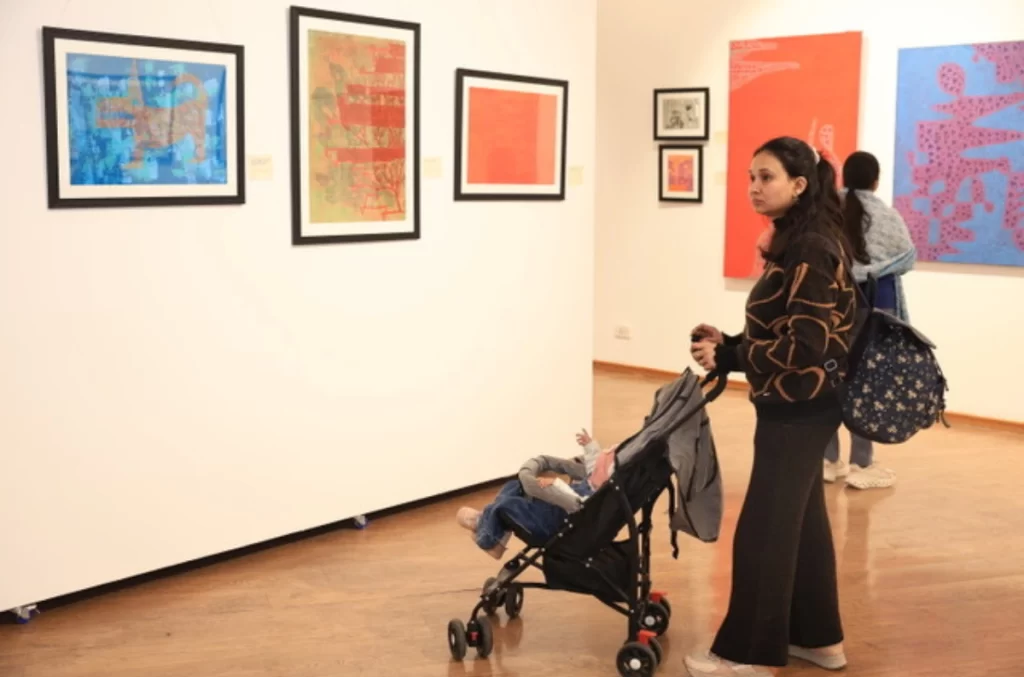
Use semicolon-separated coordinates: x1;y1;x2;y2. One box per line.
504;583;524;618
481;577;503;615
447;619;468;660
468;617;494;658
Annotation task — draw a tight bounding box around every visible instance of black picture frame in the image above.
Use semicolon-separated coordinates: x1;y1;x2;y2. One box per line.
454;68;569;201
659;144;704;203
41;26;246;209
653;87;709;141
289;6;421;245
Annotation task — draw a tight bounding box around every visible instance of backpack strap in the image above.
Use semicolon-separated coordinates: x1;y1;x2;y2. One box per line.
824;257;877;388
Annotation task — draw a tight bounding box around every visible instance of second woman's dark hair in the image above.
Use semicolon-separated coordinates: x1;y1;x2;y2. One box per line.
754;136;849;266
841;151;880;264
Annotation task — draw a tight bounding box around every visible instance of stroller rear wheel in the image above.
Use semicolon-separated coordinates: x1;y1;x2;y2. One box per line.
616;641;658;676
640;600;670;636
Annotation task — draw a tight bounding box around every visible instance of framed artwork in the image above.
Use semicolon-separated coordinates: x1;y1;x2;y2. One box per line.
659;145;703;202
893;39;1024;267
454;68;568;200
41;26;246;209
724;31;862;278
289;6;420;245
653;87;709;141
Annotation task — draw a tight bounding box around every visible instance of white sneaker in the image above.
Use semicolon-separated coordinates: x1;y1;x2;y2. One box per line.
789;644;848;670
684;650;772;676
823;459;849;483
846;463;896;489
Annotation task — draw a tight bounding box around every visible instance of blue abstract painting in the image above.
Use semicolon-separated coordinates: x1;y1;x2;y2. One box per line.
892;40;1024;267
66;53;229;186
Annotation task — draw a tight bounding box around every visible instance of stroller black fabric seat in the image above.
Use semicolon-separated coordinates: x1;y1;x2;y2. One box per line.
445;368;727;677
541;436;673;607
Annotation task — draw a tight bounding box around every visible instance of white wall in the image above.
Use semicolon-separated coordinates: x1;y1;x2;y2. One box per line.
0;0;596;610
595;0;1024;423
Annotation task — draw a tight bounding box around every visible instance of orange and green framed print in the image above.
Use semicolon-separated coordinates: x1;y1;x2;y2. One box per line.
723;31;862;278
454;68;568;201
659;145;703;202
289;6;420;245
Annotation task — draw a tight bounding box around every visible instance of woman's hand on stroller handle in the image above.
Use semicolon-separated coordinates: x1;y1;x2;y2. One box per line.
691;323;723;344
691;339;717;372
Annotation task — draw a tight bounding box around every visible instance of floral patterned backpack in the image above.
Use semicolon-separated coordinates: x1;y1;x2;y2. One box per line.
824;276;950;444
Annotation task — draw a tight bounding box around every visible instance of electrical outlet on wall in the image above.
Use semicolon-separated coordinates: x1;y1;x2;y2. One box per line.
614;325;632;340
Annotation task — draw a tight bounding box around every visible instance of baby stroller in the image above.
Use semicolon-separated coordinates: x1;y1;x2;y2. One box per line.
446;368;727;676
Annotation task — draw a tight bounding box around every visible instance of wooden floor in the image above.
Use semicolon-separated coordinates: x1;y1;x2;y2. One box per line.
2;367;1023;676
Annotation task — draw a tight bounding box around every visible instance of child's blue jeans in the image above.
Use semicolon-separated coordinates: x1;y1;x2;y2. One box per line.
475;478;594;551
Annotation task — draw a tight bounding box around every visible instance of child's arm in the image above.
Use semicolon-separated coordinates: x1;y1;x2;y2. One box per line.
518;455;586;513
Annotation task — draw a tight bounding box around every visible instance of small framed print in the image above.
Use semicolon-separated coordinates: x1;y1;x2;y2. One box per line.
42;26;246;209
659;145;703;203
654;87;709;141
454;68;568;200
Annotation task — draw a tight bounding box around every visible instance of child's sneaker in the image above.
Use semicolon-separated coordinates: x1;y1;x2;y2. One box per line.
846;463;896;489
823;459;849;483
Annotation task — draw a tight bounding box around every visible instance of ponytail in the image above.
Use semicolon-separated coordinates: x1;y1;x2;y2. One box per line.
840;150;879;265
813;152;855;264
842;189;871;264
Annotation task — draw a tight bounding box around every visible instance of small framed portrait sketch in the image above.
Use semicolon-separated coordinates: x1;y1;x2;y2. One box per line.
653;87;709;141
659;145;703;203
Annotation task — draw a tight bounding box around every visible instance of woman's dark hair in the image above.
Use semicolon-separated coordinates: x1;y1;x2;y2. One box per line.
754;136;850;266
841;151;880;264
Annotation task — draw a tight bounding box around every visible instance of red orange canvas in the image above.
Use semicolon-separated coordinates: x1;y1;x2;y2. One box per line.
467;87;557;185
724;31;862;278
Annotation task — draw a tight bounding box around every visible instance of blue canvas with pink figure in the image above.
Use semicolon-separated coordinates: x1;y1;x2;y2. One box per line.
893;40;1024;267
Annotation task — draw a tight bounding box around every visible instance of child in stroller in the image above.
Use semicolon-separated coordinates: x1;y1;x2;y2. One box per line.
455;429;619;560
446;368;727;677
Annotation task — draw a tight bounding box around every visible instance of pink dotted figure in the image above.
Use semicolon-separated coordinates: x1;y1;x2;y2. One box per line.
899;52;1024;260
972;41;1024;86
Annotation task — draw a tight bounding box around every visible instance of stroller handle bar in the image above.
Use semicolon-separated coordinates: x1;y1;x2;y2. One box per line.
699;369;729;403
690;333;730;403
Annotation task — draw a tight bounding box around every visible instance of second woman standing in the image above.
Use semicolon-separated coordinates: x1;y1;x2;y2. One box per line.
824;150;916;489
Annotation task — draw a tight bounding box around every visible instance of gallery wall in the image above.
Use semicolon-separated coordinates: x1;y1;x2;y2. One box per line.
0;0;596;611
595;0;1024;423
